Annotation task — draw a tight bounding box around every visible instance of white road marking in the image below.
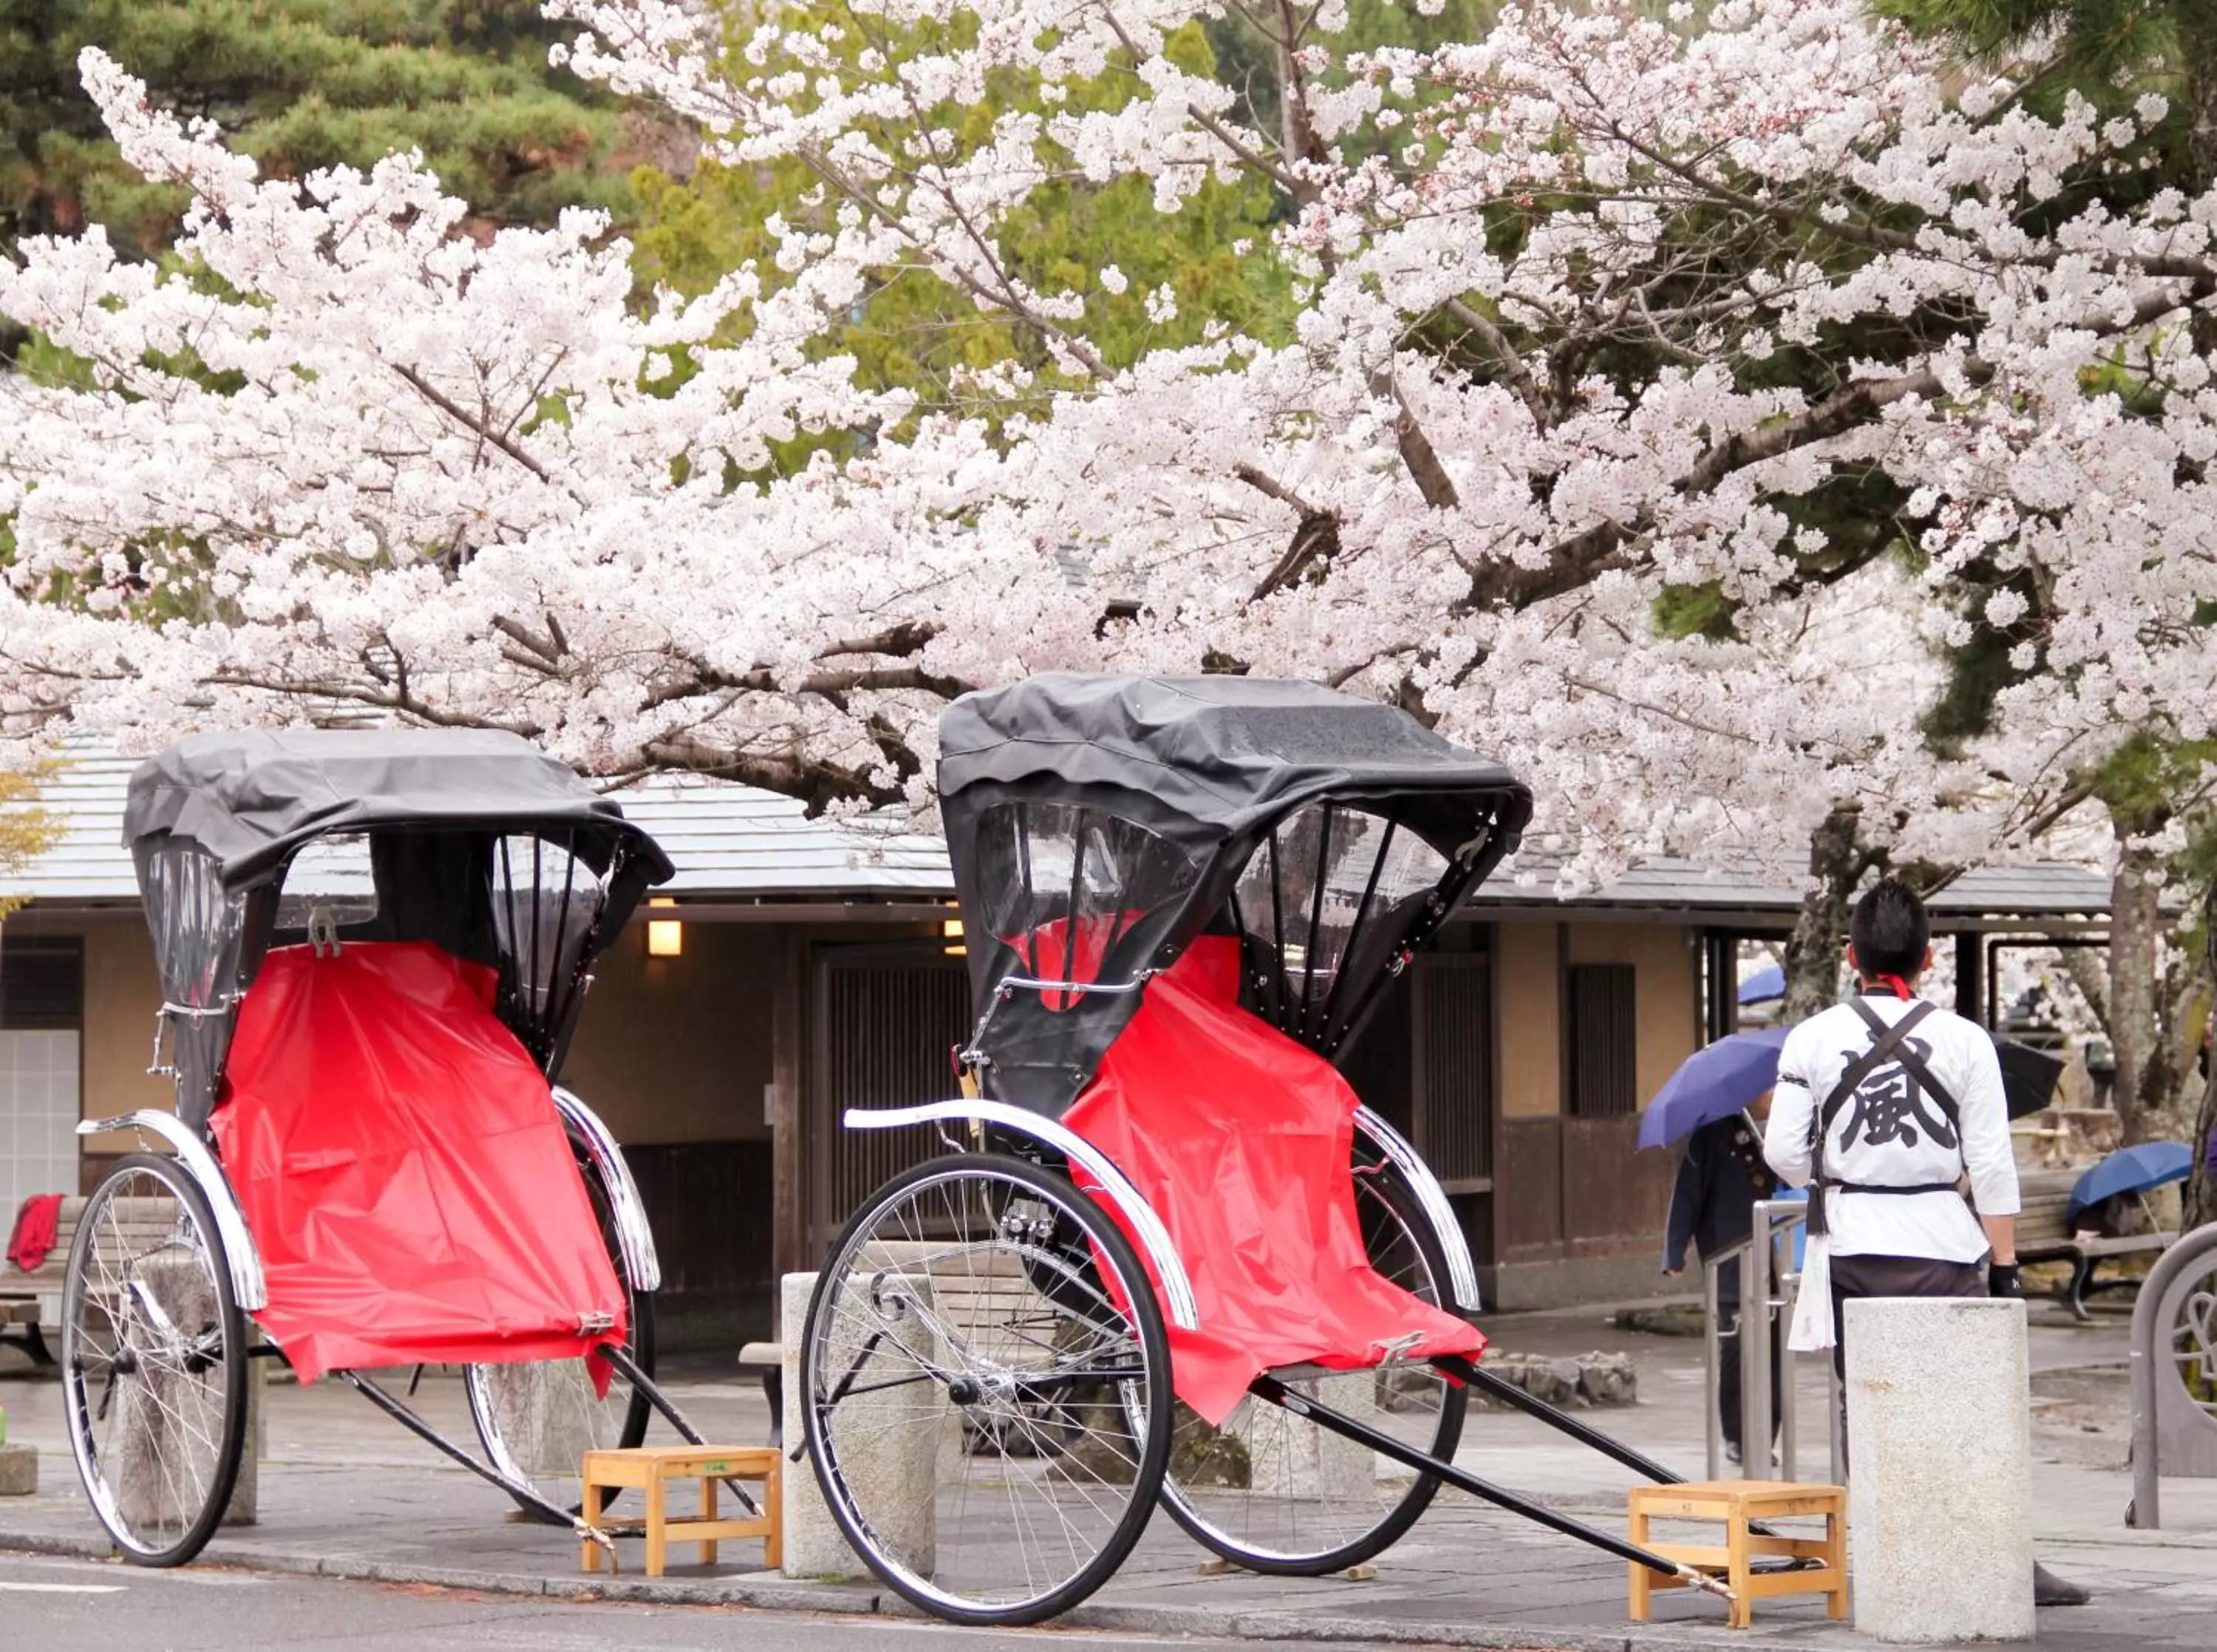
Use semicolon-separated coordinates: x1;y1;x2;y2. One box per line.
0;1580;126;1594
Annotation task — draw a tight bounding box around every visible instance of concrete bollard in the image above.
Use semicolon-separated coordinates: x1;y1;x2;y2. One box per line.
1843;1297;2034;1643
115;1255;259;1529
0;1408;35;1495
780;1269;941;1580
222;1322;264;1526
1247;1376;1374;1501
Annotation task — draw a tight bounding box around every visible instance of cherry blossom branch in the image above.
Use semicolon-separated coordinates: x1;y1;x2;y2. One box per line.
392;364;554;485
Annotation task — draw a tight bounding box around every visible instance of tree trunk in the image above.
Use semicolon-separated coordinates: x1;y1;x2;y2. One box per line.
2190;13;2217;199
2186;1055;2217;1232
2060;948;2111;1038
1782;805;1862;1021
2108;840;2170;1144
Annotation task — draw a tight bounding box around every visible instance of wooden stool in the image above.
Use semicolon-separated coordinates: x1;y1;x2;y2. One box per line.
581;1445;783;1577
1627;1479;1848;1631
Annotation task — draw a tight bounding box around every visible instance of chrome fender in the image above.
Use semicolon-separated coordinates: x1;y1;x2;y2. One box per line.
842;1100;1201;1331
1354;1105;1482;1313
551;1087;663;1294
78;1113;268;1311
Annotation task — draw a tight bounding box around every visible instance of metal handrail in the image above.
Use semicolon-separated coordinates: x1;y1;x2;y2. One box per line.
1701;1200;1842;1484
957;970;1155;1071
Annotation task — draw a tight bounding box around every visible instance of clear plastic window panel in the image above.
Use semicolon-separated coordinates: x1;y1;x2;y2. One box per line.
273;835;379;932
972;803;1193;993
142;840;249;1011
1232;805;1448;1042
138;838;254;1131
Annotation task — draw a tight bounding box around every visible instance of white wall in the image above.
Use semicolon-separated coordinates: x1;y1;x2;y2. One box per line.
0;1029;81;1214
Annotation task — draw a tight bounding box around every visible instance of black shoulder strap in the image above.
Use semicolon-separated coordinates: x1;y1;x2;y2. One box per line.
1824;1000;1936;1128
1806;1000;1937;1238
1841;997;1960;1128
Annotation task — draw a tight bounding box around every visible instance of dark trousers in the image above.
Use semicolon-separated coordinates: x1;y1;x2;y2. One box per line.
1718;1306;1785;1452
1829;1253;1986;1468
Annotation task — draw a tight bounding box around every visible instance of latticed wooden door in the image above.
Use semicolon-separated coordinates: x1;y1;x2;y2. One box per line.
806;946;974;1255
1410;953;1496;1192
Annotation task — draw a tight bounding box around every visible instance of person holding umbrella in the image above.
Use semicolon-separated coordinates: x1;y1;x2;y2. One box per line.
1645;1024;1808;1463
1661;1095;1785;1466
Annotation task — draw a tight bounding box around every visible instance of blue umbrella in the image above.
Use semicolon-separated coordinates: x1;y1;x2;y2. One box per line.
2067;1141;2193;1222
1737;964;1786;1006
1638;1025;1794;1150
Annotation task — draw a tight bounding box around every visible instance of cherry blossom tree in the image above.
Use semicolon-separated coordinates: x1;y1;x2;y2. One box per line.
3;0;2215;989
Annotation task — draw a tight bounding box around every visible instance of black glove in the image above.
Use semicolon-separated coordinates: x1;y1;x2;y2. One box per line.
1988;1261;2023;1299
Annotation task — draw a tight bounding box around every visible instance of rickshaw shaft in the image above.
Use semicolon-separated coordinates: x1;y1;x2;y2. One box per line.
1247;1376;1731;1599
1433;1354;1684;1486
1431;1354;1799;1550
337;1371;612;1551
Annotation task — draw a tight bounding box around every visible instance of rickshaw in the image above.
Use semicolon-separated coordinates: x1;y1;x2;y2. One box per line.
802;675;1740;1624
64;728;718;1566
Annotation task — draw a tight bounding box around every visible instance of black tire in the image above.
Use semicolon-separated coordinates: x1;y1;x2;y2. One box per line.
803;1152;1173;1626
61;1153;249;1567
467;1139;655;1518
1148;1157;1468;1575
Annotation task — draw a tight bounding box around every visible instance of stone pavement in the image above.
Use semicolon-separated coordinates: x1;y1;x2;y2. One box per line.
3;1301;2214;1652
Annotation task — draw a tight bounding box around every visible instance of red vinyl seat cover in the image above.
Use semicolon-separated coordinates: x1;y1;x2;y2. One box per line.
210;941;625;1385
1063;935;1482;1424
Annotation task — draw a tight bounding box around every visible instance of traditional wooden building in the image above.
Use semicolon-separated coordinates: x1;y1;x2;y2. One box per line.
0;754;2111;1334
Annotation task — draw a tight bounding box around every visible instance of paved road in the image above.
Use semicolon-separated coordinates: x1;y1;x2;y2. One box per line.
0;1549;1421;1652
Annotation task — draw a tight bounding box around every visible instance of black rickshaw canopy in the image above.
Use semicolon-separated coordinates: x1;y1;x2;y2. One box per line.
939;674;1527;856
939;675;1533;1114
123;728;672;893
124;728;673;1130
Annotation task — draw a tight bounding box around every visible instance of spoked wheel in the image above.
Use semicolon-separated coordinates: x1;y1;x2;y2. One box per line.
61;1153;248;1567
467;1140;655;1518
803;1153;1172;1626
1146;1157;1468;1575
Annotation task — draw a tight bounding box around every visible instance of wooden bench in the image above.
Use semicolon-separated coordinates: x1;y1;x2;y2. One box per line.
2012;1167;2174;1323
736;1342;783;1444
581;1444;781;1577
1;1195;86;1365
3;1195;197;1365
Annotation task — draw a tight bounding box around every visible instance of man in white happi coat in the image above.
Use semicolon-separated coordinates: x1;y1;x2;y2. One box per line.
1763;878;2087;1608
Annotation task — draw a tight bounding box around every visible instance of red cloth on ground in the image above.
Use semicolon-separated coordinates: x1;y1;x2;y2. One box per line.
1064;936;1482;1424
6;1192;63;1274
211;942;625;1386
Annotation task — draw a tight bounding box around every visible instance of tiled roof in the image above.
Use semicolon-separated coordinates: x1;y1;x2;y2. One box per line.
1479;850;2111;920
4;748;138;906
0;748;951;907
621;776;950;898
0;747;2108;921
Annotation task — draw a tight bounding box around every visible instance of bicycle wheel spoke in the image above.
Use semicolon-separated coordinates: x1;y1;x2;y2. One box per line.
806;1156;1168;1622
63;1160;245;1565
466;1150;653;1517
1150;1159;1465;1573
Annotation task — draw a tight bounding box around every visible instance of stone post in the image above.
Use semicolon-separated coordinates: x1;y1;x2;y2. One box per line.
1247;1376;1373;1501
0;1406;35;1495
115;1254;259;1530
222;1322;264;1526
1843;1297;2034;1643
780;1269;941;1580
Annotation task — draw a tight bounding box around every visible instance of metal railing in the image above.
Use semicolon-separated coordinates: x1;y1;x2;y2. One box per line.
1702;1199;1843;1484
2128;1220;2217;1528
